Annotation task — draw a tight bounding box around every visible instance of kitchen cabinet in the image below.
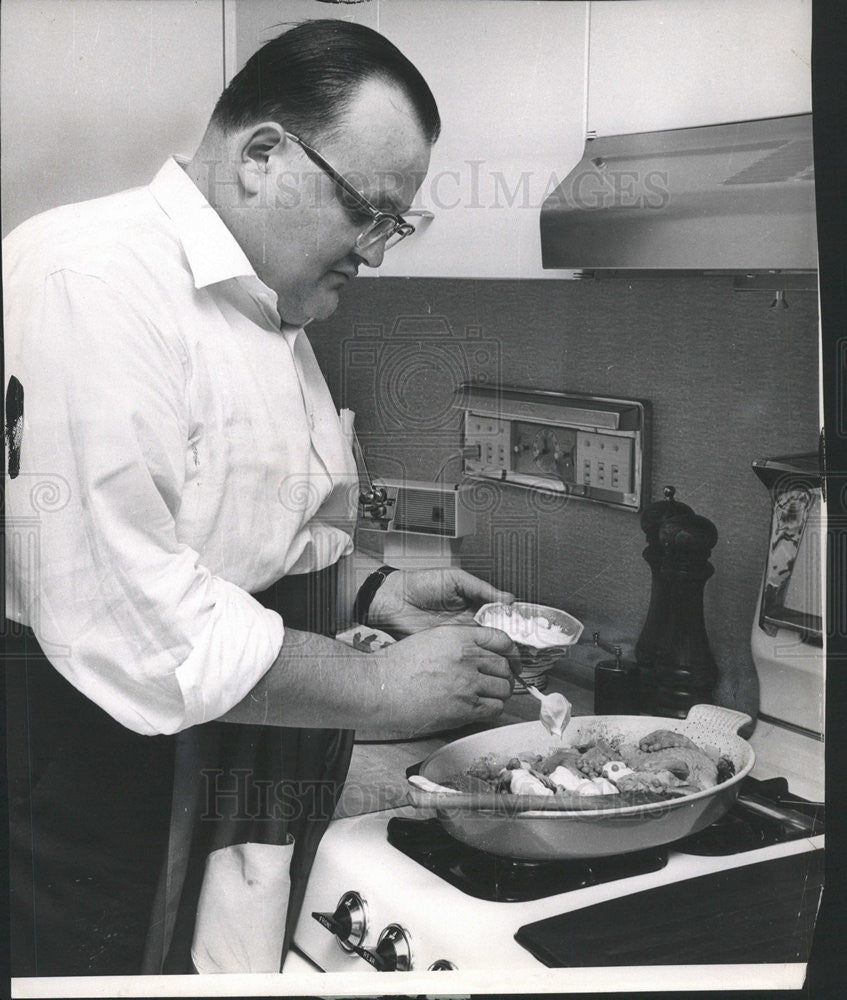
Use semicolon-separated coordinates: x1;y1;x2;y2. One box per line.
587;0;812;137
1;0;225;237
233;0;588;279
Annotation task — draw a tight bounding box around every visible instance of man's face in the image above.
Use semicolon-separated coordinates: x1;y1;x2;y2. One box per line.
244;78;432;326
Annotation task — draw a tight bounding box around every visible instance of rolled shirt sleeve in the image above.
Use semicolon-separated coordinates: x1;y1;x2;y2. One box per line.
5;268;284;735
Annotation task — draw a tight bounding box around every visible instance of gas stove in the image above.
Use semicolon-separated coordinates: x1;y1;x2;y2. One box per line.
292;775;824;977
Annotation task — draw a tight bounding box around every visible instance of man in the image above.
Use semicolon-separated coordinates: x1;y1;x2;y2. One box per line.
4;20;516;976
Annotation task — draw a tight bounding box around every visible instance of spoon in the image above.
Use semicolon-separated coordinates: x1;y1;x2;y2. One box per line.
407;773;461;795
512;671;572;741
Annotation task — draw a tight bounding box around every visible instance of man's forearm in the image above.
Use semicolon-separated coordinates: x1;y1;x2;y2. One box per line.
219;627;387;729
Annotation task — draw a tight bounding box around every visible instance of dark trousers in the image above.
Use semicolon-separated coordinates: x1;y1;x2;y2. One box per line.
6;564;353;977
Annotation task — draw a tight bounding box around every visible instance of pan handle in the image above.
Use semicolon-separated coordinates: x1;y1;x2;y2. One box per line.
685;704;753;738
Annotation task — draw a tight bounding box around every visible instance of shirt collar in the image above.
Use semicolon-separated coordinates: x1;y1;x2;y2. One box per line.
149;157;263;291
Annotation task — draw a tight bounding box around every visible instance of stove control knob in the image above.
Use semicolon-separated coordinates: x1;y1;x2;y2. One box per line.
346;923;413;971
311;891;368;952
428;959;457;970
374;924;412;972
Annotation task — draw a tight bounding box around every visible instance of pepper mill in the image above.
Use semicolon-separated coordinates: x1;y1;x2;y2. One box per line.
635;486;694;712
650;511;720;717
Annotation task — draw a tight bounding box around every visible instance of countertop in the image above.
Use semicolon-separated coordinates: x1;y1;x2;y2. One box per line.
333;673;595;819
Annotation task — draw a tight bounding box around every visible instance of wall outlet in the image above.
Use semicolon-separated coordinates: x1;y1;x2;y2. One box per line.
575;433;634;492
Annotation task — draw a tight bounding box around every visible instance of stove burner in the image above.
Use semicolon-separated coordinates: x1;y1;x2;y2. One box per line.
387;776;823;901
386;817;668;902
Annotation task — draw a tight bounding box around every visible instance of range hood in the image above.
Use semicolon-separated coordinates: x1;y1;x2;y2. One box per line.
540;114;816;279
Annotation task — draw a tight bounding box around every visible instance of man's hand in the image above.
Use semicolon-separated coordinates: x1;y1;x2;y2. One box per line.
221;623;517;736
368;567;515;635
373;625;518;736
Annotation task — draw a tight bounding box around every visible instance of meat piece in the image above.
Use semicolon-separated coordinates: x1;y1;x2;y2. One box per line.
507;753;541;771
639;729;699;752
528;768;558;791
577;739;622;777
717;756;736;782
633;747;719;791
615;769;685;795
467;756;503;782
538;747;582;775
445;772;497;794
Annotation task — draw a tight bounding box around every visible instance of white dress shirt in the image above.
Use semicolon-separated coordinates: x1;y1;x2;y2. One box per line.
3;158;358;736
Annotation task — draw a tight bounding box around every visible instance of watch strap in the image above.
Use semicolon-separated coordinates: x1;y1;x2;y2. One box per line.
352;565;398;626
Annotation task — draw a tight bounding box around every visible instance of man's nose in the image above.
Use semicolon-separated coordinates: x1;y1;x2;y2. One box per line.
354;238;386;269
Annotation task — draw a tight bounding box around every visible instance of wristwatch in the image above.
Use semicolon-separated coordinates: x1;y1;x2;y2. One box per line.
352;565;397;626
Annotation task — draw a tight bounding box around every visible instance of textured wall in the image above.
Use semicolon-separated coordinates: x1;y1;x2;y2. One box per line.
310;276;819;714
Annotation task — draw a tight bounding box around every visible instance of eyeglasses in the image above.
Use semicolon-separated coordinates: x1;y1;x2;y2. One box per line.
286;132;430;251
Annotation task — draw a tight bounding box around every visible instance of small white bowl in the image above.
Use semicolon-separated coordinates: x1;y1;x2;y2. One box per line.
474;602;584;691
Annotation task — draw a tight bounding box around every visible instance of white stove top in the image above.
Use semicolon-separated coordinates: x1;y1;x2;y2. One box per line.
293;801;823;976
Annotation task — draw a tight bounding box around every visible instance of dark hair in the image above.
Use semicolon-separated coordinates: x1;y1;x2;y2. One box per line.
211;19;440;145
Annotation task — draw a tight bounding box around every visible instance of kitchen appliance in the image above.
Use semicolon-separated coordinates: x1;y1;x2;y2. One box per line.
404;707;753;860
293;697;823;977
357;478;475;539
540;114;817;279
455;383;651;511
293;775;822;975
356;478;476;570
750;453;824;735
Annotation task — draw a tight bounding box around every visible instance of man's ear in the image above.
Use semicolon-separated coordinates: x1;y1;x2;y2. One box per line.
235;122;287;197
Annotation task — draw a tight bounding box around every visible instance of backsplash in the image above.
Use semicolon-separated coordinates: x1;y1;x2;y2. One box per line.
311;276;819;716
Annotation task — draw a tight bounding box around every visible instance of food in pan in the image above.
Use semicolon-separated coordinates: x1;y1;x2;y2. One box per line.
449;727;736;805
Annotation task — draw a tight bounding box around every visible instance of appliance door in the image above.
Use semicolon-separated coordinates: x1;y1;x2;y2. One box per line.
751;454;824;733
408;705;755;860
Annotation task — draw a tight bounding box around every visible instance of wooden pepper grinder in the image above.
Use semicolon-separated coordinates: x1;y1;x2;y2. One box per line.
635;486;694;712
650;511;720;717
